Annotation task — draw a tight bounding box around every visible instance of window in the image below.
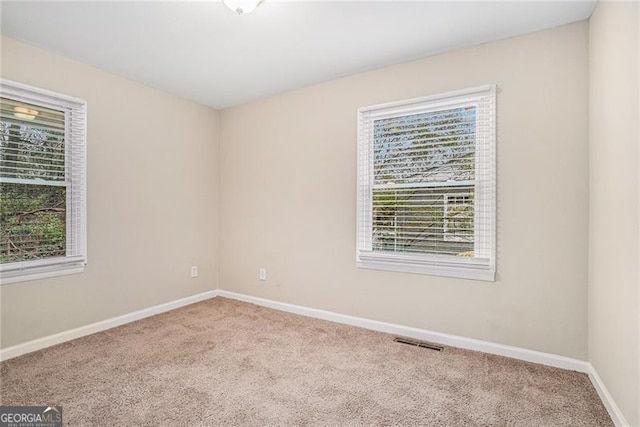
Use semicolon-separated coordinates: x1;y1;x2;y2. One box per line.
0;80;87;284
357;85;496;281
443;194;473;243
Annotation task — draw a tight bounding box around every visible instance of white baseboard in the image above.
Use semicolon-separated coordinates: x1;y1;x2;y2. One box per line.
587;364;630;427
0;290;218;362
216;290;590;373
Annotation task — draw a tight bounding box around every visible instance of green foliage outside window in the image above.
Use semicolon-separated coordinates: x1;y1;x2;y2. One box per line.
0;183;66;263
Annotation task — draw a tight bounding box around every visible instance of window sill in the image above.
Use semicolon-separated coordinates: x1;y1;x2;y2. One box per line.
357;257;495;282
1;263;85;285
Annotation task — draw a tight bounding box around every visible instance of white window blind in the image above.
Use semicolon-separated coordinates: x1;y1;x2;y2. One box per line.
357;85;496;281
0;80;87;284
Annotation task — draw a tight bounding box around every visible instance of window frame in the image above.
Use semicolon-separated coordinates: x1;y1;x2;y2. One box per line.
356;85;496;281
0;79;87;285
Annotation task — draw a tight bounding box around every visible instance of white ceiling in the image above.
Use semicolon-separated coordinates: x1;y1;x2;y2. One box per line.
1;1;596;109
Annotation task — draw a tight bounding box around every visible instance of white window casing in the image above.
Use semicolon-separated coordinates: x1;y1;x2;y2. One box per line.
356;85;496;281
0;80;87;284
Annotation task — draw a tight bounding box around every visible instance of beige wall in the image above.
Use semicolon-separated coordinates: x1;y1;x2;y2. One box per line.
0;37;220;348
588;2;640;425
220;22;590;359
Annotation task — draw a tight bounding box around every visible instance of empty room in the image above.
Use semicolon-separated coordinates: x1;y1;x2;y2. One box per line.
0;0;638;425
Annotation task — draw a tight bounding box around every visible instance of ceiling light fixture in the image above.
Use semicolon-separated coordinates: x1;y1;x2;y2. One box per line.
13;106;39;121
223;0;262;15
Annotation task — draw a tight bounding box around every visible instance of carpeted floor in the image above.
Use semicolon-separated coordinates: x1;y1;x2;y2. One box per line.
1;297;612;426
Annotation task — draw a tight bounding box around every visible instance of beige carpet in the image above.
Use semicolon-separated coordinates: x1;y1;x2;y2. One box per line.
1;297;611;426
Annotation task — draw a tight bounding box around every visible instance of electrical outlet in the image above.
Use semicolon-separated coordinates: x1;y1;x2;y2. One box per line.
259;268;267;281
191;266;198;278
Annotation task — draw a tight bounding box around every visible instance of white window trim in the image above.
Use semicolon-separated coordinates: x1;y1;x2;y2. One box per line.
356;84;496;281
0;79;87;285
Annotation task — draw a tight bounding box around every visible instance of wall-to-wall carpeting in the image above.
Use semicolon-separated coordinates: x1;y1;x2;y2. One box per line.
0;298;611;425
